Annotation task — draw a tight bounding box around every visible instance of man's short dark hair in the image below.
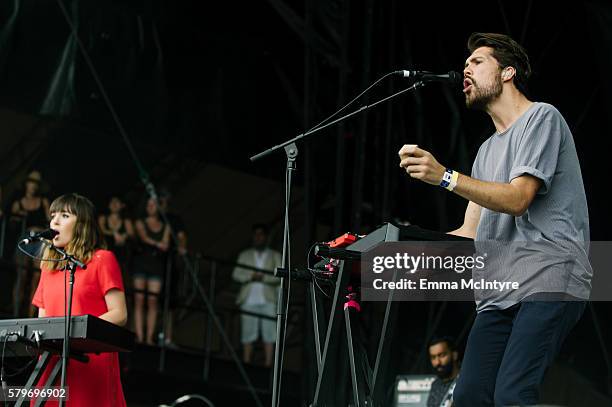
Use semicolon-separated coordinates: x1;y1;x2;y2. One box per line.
252;223;269;235
428;335;456;352
467;32;532;96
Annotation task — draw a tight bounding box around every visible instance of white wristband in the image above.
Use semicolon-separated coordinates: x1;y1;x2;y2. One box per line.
440;168;459;191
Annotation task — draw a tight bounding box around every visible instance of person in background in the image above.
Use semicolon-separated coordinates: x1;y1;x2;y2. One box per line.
132;197;170;345
32;193;127;406
11;170;50;317
427;336;460;407
98;196;134;278
157;188;188;347
232;224;281;367
158;188;188;256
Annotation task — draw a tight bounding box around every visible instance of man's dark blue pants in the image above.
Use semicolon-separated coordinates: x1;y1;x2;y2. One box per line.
453;300;586;407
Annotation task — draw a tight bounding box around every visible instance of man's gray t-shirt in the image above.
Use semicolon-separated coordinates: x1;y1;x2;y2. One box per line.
471;102;591;312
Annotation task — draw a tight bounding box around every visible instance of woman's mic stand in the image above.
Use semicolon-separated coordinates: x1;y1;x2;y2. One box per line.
50;245;87;407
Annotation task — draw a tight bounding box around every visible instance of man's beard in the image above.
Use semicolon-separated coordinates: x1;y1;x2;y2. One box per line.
465;74;503;110
434;362;454;380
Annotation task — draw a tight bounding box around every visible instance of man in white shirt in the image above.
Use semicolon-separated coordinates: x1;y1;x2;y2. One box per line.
232;224;281;367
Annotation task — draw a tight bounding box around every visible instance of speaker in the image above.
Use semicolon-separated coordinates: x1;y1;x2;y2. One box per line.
394;375;436;407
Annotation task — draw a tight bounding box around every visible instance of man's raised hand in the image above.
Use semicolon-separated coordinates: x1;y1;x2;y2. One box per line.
398;144;446;186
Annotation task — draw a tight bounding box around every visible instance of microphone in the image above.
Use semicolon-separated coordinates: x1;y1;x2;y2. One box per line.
20;229;59;245
397;70;462;85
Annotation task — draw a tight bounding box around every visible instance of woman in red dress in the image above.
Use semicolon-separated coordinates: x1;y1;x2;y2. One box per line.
32;193;128;406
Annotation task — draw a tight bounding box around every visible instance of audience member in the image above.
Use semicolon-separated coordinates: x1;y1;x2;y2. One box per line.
232;224;281;367
133;197;170;345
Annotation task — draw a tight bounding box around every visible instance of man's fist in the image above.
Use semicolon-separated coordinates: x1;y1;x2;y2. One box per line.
398;144;446;186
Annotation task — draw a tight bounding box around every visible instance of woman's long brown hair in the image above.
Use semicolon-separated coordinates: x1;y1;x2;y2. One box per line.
42;193;106;270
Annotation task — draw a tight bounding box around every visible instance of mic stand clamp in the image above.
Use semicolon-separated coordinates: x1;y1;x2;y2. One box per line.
275;267;312;281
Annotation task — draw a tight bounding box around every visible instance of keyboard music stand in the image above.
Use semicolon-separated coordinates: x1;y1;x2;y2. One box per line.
310;223;471;406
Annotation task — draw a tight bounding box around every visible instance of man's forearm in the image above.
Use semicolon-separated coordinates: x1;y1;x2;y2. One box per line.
398;144;536;218
453;173;529;217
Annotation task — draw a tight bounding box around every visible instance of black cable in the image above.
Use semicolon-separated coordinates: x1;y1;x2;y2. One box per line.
304;71;397;135
2;359;36;379
1;336;39;379
166;393;215;407
308;268;331;299
250;72;415;162
306;242;318;267
306;242;332;297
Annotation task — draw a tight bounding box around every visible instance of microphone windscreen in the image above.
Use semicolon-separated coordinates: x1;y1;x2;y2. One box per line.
39;229;59;240
448;71;462;86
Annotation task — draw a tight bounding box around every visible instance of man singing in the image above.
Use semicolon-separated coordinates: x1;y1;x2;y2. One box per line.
398;33;591;406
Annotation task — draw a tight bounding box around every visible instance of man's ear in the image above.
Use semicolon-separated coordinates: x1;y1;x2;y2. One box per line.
452;350;459;362
502;66;515;81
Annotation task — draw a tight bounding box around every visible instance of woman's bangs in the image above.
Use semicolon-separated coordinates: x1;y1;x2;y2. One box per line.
49;195;78;215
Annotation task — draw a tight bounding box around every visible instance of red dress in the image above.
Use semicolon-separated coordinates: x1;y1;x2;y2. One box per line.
31;249;127;407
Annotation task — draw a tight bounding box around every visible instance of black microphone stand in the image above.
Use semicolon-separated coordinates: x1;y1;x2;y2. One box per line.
50;246;87;407
250;80;425;407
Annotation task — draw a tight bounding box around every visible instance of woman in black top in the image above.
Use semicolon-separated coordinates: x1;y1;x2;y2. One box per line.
133;197;170;345
98;196;134;266
11;171;49;230
10;170;50;317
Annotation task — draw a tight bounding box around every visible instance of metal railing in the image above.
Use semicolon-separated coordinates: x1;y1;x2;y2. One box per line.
124;250;301;380
1;226;300;362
